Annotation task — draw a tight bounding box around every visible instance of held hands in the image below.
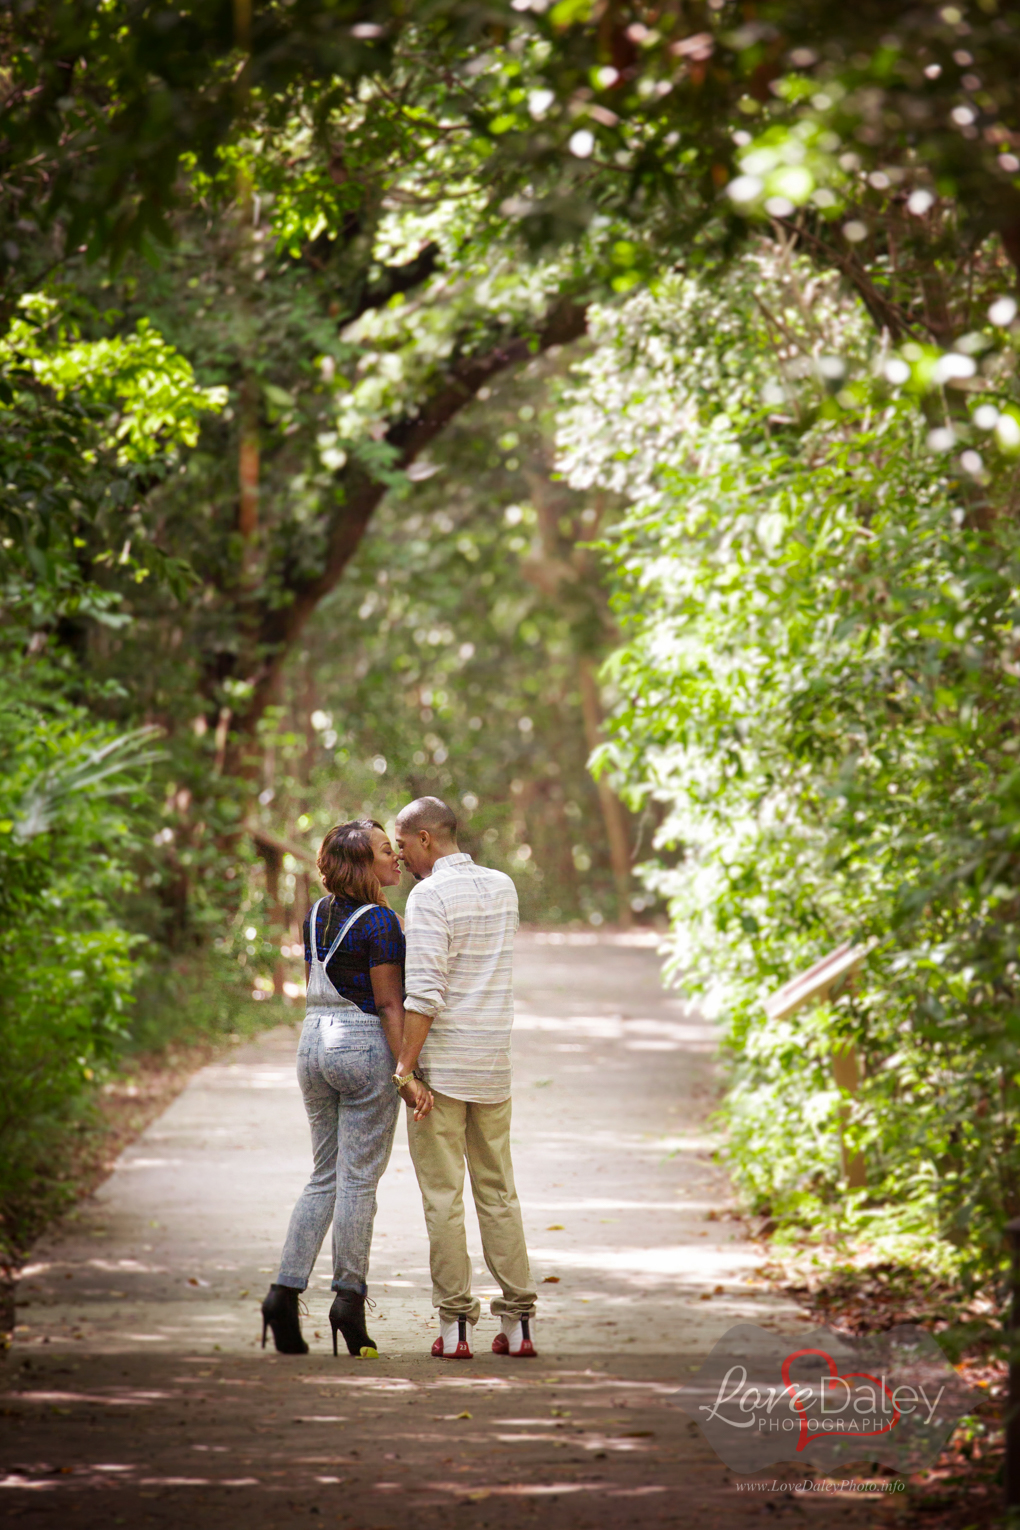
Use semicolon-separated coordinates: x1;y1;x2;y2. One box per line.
399;1077;434;1121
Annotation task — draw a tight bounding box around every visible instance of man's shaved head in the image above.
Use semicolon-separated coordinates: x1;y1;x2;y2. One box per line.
396;795;458;841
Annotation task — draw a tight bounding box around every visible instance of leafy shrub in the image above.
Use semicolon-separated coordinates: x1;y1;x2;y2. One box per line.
0;660;158;1262
558;242;1020;1282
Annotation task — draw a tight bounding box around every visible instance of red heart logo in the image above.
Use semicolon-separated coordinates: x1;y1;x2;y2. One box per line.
781;1348;901;1454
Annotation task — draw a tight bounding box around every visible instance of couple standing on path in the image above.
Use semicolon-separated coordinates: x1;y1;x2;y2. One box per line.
260;795;537;1363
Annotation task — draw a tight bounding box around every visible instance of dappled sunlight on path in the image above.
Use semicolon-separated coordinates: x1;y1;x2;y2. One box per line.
3;933;883;1527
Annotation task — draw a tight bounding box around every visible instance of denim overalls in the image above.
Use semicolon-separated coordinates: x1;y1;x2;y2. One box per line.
275;899;399;1295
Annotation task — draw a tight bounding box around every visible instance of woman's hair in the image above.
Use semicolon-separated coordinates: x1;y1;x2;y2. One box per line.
317;819;386;906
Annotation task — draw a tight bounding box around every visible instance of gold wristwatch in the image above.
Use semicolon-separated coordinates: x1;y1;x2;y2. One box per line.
392;1072;416;1088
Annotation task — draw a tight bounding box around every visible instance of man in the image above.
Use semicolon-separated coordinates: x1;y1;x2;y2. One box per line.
392;795;537;1360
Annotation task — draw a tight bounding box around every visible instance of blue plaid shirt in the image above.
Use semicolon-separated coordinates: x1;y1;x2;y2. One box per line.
302;895;405;1015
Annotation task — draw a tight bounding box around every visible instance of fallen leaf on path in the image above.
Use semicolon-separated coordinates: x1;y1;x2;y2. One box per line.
455;1411;472;1420
714;1284;724;1294
699;1293;712;1301
543;1276;560;1283
359;1346;379;1359
547;1225;564;1231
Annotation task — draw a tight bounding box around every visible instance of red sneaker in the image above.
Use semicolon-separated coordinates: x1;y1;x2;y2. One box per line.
432;1316;474;1359
492;1314;537;1357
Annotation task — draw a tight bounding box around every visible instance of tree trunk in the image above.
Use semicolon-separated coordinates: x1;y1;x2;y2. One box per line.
238;373;260;574
256;839;286;996
578;656;633;929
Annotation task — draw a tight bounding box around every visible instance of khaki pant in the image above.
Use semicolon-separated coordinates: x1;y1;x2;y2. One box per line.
406;1091;536;1324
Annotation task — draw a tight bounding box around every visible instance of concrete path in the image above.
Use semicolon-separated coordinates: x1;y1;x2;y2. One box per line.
2;933;884;1528
13;932;796;1357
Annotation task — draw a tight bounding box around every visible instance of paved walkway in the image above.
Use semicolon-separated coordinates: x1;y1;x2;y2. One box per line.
2;933;883;1528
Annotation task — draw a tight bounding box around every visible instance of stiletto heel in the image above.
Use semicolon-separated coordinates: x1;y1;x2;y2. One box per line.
329;1291;377;1356
260;1284;309;1355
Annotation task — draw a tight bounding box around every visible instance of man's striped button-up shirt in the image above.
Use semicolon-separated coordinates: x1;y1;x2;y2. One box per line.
404;852;519;1104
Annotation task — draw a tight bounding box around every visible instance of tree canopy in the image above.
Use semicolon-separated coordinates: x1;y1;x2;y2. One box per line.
5;0;1020;1294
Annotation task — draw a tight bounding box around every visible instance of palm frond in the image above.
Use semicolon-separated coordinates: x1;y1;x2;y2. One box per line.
12;725;165;842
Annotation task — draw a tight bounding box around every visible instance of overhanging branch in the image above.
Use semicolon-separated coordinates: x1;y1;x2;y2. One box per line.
346;243;442;325
231;294;589;752
283;295;587;615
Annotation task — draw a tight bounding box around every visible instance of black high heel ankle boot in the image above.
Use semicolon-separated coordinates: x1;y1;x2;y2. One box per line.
329;1291;376;1357
261;1284;309;1355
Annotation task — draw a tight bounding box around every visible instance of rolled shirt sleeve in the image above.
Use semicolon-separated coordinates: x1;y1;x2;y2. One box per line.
403;881;451;1019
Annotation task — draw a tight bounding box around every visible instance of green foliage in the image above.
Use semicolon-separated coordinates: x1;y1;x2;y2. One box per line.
126;956;294;1056
0;659;148;1260
258;362;632;926
509;0;1020;266
6;0;1020;1291
7;0;1020;310
0;0;447;294
559;240;1020;1279
0;290;223;628
713;4;1020;250
10;302;226;461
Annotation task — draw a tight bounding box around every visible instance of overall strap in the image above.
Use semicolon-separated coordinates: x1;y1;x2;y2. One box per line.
308;897;326;963
323;903;375;966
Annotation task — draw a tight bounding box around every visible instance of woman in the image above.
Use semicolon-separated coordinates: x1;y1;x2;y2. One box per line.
261;819;415;1357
